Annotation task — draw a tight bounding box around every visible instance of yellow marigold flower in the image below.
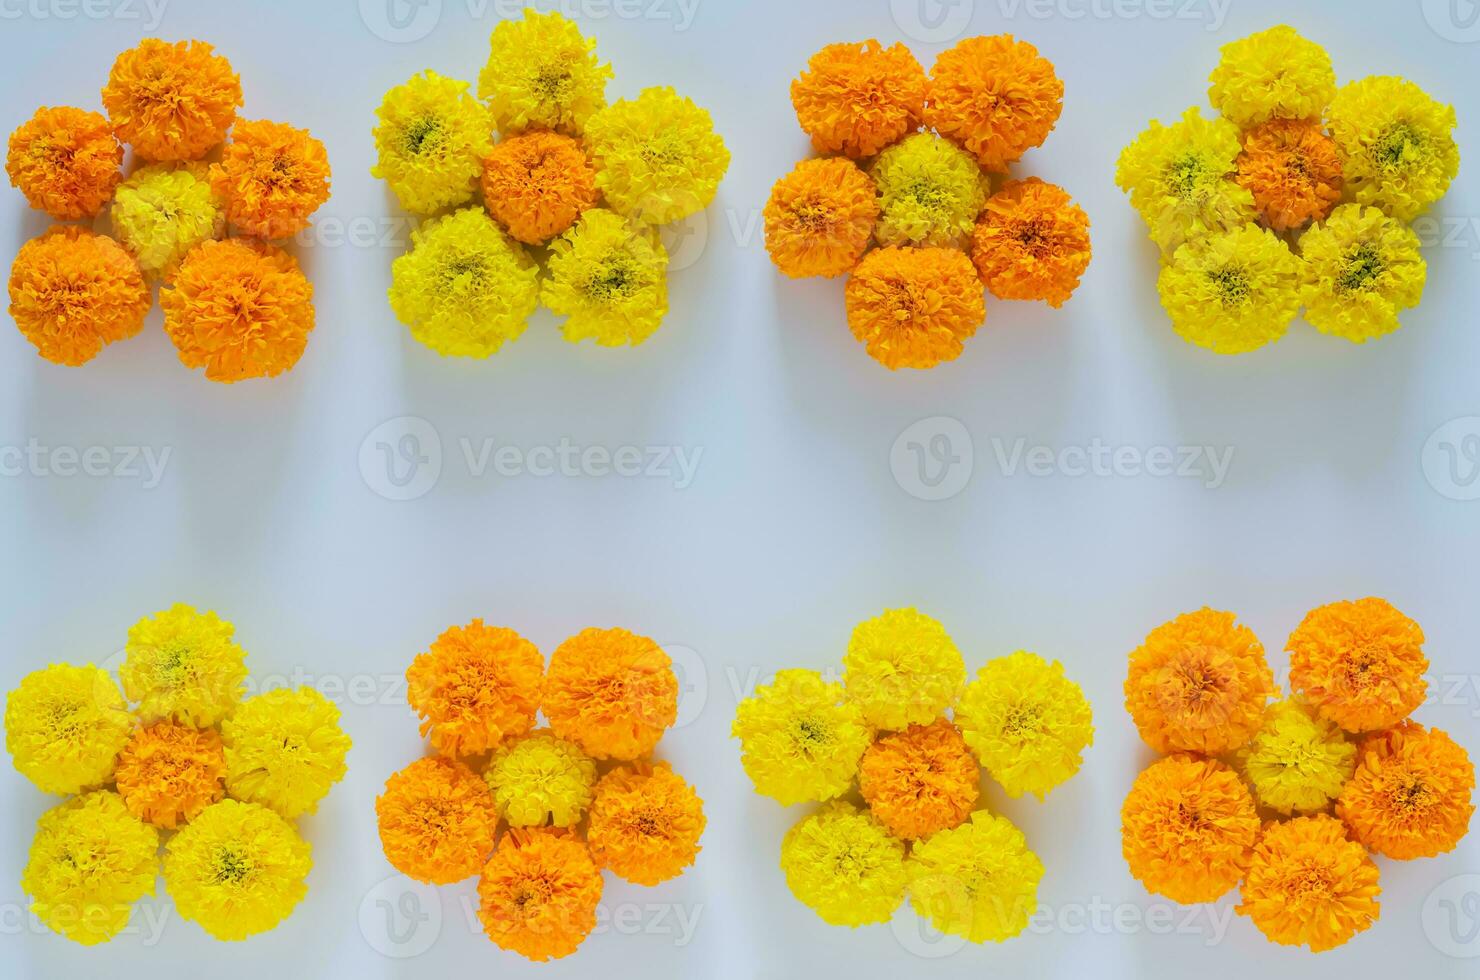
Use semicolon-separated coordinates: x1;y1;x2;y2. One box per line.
925;34;1062;173
907;811;1044;943
8;226;150;367
1157;223;1304;355
6;106;121;219
1287;597;1427;733
971;177;1091;308
484;731;596;828
161;238;315;382
843;607;965;729
542;208;669;347
791;40;925;159
955;651;1093;800
1236;699;1355;816
481;130;597;245
1237;814;1380;952
477;828;603;962
544;626;677;761
406;619;543;758
1235;118;1343;232
780;802;906;927
389;207;540;358
209;119;330;239
222;687;351;819
122;603;248;727
1208;25;1336;127
1299;204;1426;344
110;163;225;278
1328;76;1459;221
858;718;978;840
101;39;241;161
5;663;131;795
114;721;226;829
1338;721;1475;860
587;761;705;885
844;246;985;371
372;70;493;215
478;9;611;136
1121;755;1259;904
763;157;878;279
22;791;158;946
870;132;987;249
163;798;311;941
376;755;498;885
731;668;870;805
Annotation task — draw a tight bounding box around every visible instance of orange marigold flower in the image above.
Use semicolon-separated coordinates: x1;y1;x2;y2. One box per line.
857;718;978;840
480;130;597;245
1235;118;1343;232
209;119;331;239
101;39;241;162
406;619;543;759
1125;608;1274;755
160;238;314;383
790;40;925;159
8;226;149;367
586;761;705;885
477;828;603;962
1121;755;1259;904
1337;721;1475;860
1237;814;1380;951
844;246;985;370
1287;597;1427;733
113;721;225;829
925;34;1063;173
763;157;878;279
6;107;122;220
543;627;678;761
376;756;498;885
971;177;1091;307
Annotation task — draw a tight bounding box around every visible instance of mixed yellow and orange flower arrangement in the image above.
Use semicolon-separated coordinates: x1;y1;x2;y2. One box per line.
375;619;703;961
5;40;330;381
3;604;351;944
1118;25;1458;354
1121;599;1474;952
373;10;729;358
732;607;1093;941
765;36;1091;371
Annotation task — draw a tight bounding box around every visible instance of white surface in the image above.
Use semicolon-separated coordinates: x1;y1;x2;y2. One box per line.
3;0;1480;977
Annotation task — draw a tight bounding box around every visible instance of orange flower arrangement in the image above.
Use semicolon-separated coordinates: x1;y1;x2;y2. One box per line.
790;41;925;158
971;177;1092;307
8;226;150;367
6;107;122;219
375;756;498;885
586;762;705;885
1337;721;1475;860
477;828;604;962
543;627;679;761
406;619;543;758
763;158;878;279
209;120;331;239
924;35;1063;173
1287;597;1428;733
113;722;226;830
101;39;242;161
857;717;978;840
1236;814;1380;952
843;246;985;370
1235;118;1343;231
480;131;598;245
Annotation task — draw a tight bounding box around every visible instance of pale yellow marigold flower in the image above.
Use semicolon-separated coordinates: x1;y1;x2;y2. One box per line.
542;207;669;347
780;802;906;927
843;607;965;730
906;811;1045;943
1208;25;1336;127
1299;203;1426;343
732;668;871;806
1157;223;1304;355
123;603;248;727
478;8;611;136
1236;698;1356;815
221;687;351;819
5;663;132;794
372;70;495;215
109;163;224;278
485;731;597;828
870;132;988;248
1328;76;1459;221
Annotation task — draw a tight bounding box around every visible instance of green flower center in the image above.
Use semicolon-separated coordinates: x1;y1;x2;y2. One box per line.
1165;153;1211;201
1208;265;1251;307
1336;243;1385;293
584;258;637;301
213;847;254;885
1373;123;1424;170
403;116;442;155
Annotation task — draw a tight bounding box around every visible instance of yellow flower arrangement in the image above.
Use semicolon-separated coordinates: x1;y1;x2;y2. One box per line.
780;802;907;927
478;8;611;136
1208;25;1336;127
221;687;350;819
1299;204;1426;343
869;133;987;249
5;663;132;795
110;163;225;278
122;603;248;727
906;811;1045;943
1327;76;1459;222
541;208;670;347
731;668;870;805
372;70;493;215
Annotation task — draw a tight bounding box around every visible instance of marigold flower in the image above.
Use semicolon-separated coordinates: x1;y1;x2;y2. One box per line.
122;603;248;727
477;828;603;962
1207;25;1336;127
161;238;315;382
1235;118;1343;232
843;607;966;729
102;39;241;161
1236;814;1380;951
1236;699;1355;816
544;626;677;760
376;756;498;885
209;119;330;239
542;208;669;347
481;130;597;245
763;157;877;279
6;106;121;219
790;40;925;159
22;792;158;945
925;34;1062;173
1299;204;1426;344
971;178;1091;307
8;226;150;367
1121;755;1259;904
5;663;131;795
1157;223;1304;355
731;668;870;805
485;731;596;828
1327;76;1459;221
907;811;1044;943
478;9;611;136
372;70;493;215
110;163;225;278
780;802;907;927
870;132;987;249
587;762;705;885
114;721;226;829
844;247;985;371
405;619;543;758
1337;721;1475;860
222;687;351;819
858;718;977;840
1287;597;1427;733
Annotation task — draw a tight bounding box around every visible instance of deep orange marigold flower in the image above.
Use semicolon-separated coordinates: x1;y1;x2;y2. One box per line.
844;246;985;370
1237;814;1380;952
764;157;878;279
586;761;705;885
1288;597;1427;733
858;717;978;840
6;107;122;220
113;721;226;829
925;34;1063;173
376;755;498;885
160;238;314;383
971;177;1090;307
209;119;330;239
543;627;678;761
1338;721;1475;860
480;130;597;245
8;226;149;367
101;39;242;162
406;619;543;759
1235;118;1343;231
477;828;603;962
790;40;926;158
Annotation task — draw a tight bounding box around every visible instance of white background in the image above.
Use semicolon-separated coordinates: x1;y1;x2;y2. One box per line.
3;0;1480;977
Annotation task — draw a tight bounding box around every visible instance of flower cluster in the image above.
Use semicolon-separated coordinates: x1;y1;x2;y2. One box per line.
1121;599;1473;952
3;604;350;944
765;35;1090;371
376;620;702;961
5;40;329;381
1117;25;1456;354
732;608;1093;941
375;10;728;359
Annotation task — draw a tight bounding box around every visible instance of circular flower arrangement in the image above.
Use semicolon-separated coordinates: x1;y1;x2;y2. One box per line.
766;35;1091;371
3;604;350;944
373;9;729;359
1117;24;1458;354
1121;598;1474;952
375;619;701;962
732;607;1093;942
4;39;330;381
